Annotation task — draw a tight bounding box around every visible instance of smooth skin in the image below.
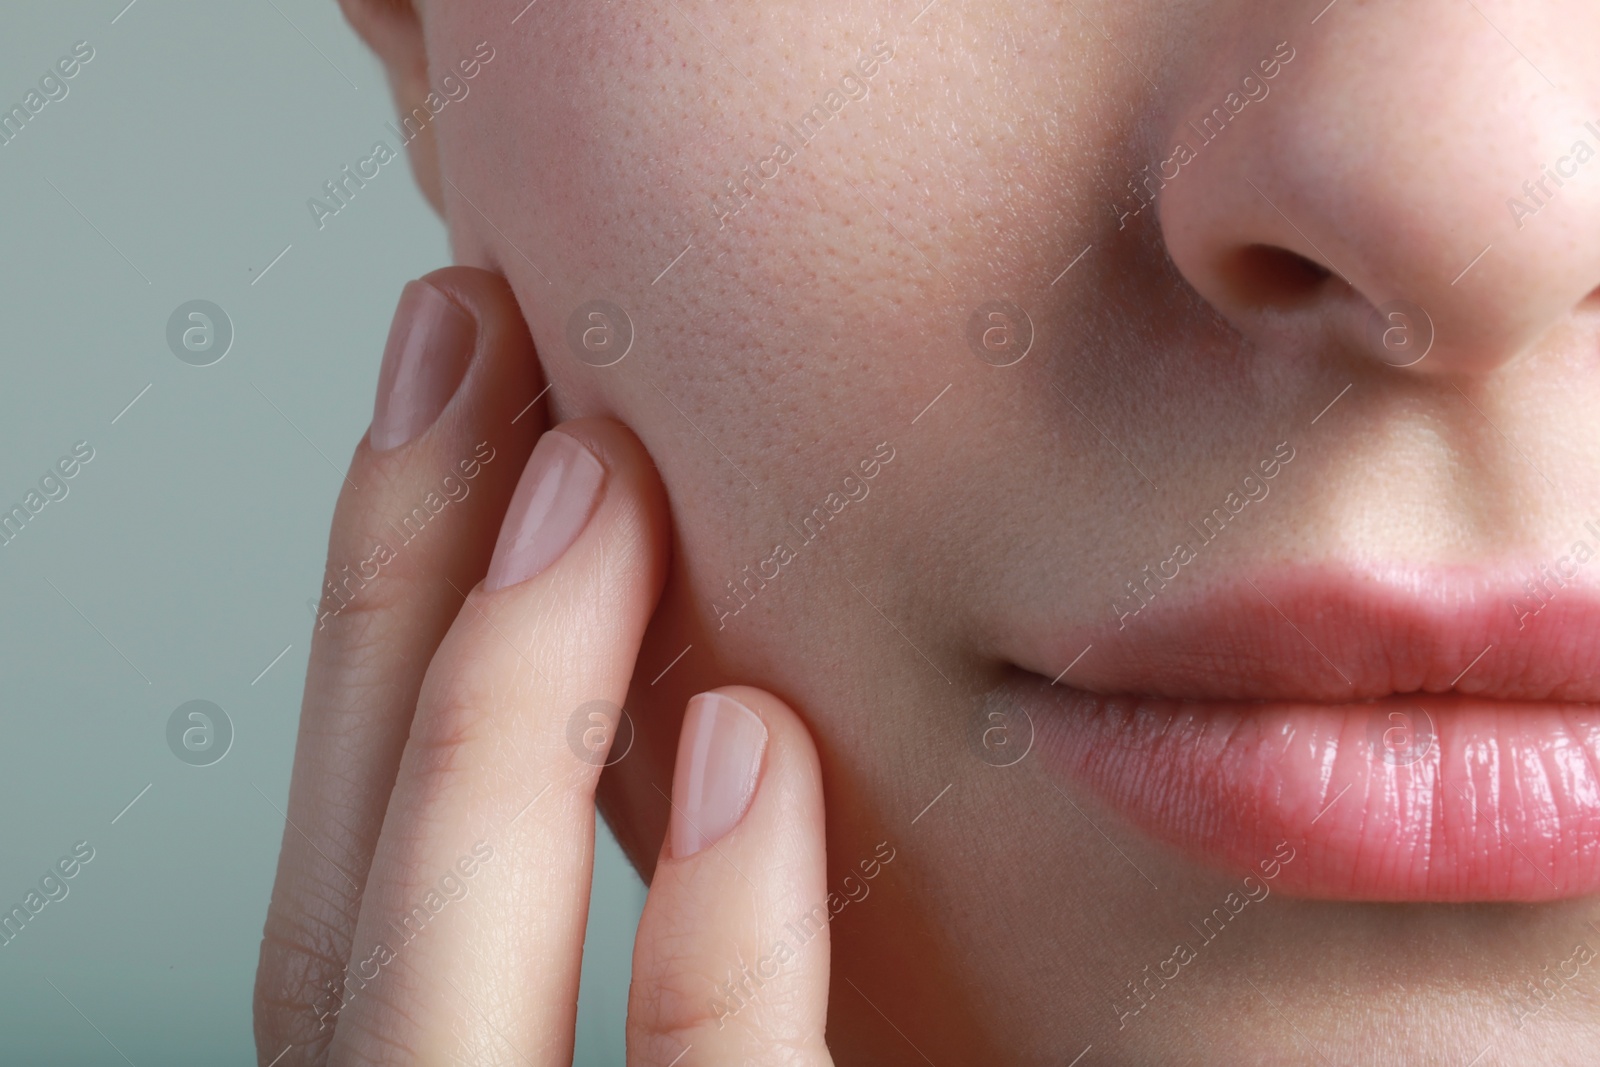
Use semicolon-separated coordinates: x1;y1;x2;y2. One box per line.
260;0;1600;1062
254;268;831;1065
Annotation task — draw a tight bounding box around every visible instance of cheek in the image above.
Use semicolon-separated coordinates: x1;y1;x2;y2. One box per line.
437;1;1131;683
441;1;1103;360
488;25;1052;373
444;12;928;488
438;0;1132;696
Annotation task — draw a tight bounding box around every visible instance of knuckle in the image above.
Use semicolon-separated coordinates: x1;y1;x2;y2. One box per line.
300;573;460;739
405;594;556;772
255;932;344;1061
255;873;370;1053
631;928;718;1031
307;568;430;652
408;644;509;768
628;941;819;1060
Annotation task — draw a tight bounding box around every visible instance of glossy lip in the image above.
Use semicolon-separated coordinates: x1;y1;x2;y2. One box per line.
1012;566;1600;902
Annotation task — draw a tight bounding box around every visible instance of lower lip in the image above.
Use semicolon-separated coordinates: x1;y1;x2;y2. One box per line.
1020;676;1600;901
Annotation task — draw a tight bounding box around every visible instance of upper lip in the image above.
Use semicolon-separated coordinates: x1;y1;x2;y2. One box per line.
1028;565;1600;704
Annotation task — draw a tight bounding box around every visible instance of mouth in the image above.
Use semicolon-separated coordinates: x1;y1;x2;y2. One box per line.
1010;565;1600;902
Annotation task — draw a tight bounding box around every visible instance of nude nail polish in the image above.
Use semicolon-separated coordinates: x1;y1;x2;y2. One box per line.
670;692;768;859
485;431;606;591
369;279;476;451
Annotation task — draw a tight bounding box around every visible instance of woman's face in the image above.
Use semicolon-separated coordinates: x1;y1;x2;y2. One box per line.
369;0;1600;1060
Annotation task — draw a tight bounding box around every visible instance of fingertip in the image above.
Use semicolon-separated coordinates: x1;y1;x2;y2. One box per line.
409;265;540;434
710;684;824;783
533;416;673;591
413;265;520;323
630;685;831;1061
669;691;769;859
483;429;607;591
369;278;477;452
665;685;824;861
479;417;671;597
359;265;541;461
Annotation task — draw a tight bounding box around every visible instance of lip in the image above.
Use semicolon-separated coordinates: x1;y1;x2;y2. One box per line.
1012;566;1600;902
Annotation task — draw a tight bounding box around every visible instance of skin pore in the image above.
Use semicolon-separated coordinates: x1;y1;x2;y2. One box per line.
335;0;1600;1062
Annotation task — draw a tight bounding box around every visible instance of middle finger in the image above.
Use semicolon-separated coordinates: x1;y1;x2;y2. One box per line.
254;268;539;1061
326;419;670;1066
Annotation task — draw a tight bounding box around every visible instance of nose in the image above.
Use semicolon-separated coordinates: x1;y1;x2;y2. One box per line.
1156;3;1600;376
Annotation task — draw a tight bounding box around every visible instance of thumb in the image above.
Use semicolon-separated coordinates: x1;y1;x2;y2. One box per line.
626;686;833;1067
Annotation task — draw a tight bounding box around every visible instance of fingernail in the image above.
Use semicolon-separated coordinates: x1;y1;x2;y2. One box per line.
485;431;606;591
369;279;476;451
670;692;768;859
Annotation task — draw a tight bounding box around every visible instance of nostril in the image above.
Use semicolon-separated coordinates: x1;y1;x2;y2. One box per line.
1222;244;1333;309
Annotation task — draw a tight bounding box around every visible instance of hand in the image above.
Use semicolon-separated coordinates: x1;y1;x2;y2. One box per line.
253;267;834;1066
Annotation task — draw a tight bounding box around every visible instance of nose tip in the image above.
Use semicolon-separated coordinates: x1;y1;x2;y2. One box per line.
1156;11;1600;376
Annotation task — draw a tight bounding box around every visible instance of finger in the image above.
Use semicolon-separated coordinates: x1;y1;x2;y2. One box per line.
325;418;670;1066
627;687;834;1067
255;268;541;1064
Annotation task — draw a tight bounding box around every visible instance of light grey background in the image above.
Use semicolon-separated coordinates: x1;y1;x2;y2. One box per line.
0;2;643;1063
